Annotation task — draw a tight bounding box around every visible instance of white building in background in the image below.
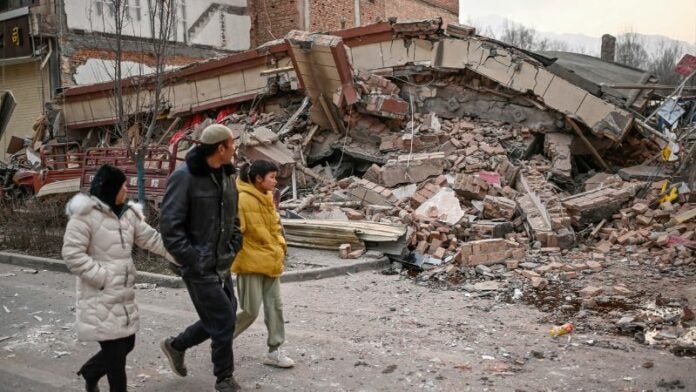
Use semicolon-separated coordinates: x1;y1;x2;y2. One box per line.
63;0;251;52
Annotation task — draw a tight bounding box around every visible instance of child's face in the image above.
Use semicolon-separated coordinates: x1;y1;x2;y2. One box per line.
255;171;278;193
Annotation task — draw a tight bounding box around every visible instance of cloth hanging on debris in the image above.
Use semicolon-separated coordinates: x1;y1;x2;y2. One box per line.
169;114;204;145
657;98;686;127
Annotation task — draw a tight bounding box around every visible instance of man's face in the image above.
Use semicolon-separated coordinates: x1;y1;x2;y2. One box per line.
218;136;236;164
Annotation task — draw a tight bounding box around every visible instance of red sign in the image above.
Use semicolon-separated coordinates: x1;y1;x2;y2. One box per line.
675;54;696;76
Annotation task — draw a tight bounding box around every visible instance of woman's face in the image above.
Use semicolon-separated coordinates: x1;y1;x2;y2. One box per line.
115;183;128;205
255;171;277;193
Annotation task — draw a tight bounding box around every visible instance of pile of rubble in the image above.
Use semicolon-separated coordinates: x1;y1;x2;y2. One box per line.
7;18;695;354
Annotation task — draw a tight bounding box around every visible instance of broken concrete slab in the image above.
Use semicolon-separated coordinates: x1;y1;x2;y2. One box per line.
286;30;356;132
432;37;634;141
381;152;445;187
544;132;574;182
618;164;672;181
348;178;398;206
562;185;636;227
584;172;623;191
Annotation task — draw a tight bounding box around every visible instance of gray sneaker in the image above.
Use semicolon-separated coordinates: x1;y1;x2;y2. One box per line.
215;377;242;392
160;337;187;377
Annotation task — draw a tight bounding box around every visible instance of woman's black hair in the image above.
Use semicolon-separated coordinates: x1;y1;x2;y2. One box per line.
239;160;279;183
89;164;127;214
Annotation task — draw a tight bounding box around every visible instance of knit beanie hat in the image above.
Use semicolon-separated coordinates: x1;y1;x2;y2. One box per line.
90;164;127;210
200;124;233;145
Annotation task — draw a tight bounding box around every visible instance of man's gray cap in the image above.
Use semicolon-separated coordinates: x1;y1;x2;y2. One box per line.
200;124;233;145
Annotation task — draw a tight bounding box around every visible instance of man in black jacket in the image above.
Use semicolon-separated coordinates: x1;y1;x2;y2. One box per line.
159;124;243;392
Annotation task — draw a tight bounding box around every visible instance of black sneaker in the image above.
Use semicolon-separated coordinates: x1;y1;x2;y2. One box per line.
76;370;100;392
215;377;242;392
160;337;187;377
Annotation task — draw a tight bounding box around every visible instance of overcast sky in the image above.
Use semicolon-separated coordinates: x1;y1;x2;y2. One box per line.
459;0;696;43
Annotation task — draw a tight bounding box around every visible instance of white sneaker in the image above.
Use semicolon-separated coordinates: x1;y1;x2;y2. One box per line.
263;350;295;368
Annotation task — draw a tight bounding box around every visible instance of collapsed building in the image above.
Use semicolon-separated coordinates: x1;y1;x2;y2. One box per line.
6;19;693;252
2;16;695;355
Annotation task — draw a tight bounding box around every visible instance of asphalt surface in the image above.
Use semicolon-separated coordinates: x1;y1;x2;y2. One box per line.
0;262;695;391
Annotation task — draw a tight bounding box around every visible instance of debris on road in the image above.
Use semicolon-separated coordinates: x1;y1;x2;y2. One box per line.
1;18;694;357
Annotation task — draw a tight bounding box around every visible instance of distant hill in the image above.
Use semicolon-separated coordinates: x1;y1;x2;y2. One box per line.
465;14;696;59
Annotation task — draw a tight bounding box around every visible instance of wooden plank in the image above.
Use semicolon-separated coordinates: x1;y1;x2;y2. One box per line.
567;117;612;173
282;219;407;240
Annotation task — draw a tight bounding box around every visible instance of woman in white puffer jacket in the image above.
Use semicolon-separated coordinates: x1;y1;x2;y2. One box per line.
62;165;173;392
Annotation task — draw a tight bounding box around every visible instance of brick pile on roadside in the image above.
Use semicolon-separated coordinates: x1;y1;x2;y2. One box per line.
280;110;694;291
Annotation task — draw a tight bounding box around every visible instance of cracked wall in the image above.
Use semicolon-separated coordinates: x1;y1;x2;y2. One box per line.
433;38;633;141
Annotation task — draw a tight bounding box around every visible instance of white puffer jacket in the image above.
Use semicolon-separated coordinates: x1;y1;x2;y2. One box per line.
62;193;170;342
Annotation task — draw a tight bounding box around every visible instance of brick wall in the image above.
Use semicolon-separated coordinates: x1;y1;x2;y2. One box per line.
418;0;458;15
360;0;387;25
385;0;458;26
248;0;300;48
249;0;459;47
309;0;355;31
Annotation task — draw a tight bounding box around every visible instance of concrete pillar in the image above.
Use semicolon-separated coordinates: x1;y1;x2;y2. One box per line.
601;34;616;62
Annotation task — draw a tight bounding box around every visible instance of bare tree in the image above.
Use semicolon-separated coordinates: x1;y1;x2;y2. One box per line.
464;17;498;40
87;0;177;206
616;32;649;69
110;0;128;143
135;0;176;205
498;21;573;53
535;38;570;52
500;21;537;50
647;39;683;85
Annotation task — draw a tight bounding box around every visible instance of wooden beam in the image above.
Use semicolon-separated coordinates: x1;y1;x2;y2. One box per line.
567;117;613;173
156;117;182;145
590;219;606;238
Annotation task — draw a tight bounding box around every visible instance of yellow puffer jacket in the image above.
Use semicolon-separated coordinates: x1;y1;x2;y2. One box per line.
231;178;287;277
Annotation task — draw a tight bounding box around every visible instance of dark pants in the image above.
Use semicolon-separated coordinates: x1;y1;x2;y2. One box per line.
79;334;136;392
171;275;237;381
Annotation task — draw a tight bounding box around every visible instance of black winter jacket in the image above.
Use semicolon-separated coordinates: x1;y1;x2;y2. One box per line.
160;147;242;282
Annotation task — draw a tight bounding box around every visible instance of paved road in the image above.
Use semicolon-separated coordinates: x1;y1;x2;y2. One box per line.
0;262;694;391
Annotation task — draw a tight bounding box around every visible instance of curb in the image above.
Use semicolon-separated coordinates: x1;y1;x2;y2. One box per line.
0;251;389;288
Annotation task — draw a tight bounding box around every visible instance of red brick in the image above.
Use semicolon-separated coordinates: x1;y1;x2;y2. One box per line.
585;261;603;271
428;239;443;254
579;286;603;298
505;260;519;270
432;247;446;260
531;277;548;289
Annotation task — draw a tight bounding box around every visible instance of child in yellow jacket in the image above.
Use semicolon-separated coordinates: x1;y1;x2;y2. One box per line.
232;160;294;368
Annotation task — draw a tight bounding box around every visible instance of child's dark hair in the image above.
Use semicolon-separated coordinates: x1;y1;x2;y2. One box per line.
239;160;279;183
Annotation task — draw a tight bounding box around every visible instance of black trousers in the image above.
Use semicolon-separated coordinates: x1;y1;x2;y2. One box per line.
171;275;237;381
79;334;136;392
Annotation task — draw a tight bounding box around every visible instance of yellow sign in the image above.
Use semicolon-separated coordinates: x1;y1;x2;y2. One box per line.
11;27;21;46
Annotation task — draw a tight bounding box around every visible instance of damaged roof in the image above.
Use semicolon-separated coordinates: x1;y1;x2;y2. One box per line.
539;51;656;108
58;19;637;142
